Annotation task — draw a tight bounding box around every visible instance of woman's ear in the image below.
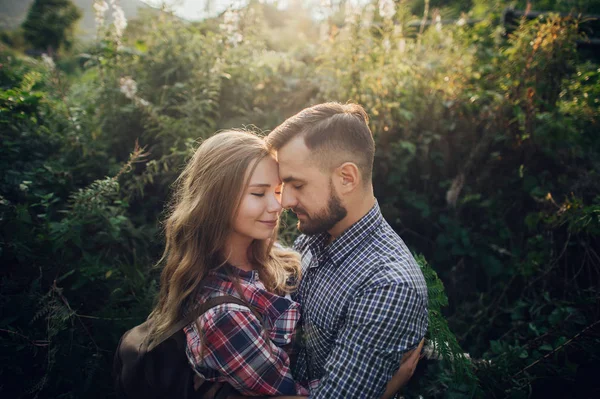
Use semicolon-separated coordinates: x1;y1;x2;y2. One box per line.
337;162;360;194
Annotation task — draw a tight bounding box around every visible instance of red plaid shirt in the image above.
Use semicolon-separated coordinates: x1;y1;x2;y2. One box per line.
184;267;308;396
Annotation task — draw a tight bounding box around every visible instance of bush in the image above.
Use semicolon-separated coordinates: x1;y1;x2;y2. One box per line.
1;1;599;398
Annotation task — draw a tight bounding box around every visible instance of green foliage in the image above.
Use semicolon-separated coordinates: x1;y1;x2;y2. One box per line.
415;255;478;395
1;1;599;398
21;0;82;54
0;47;154;398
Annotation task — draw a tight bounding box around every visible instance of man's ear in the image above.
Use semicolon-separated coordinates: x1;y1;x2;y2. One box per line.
336;162;360;194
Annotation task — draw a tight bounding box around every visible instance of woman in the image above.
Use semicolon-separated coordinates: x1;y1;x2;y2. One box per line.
148;130;308;396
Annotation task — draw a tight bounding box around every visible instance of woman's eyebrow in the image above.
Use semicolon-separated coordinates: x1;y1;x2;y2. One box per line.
249;183;271;187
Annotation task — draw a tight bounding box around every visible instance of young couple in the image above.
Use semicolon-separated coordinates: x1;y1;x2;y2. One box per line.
149;103;429;398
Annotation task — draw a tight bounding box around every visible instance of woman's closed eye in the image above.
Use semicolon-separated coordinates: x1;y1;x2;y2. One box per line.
251;192;265;197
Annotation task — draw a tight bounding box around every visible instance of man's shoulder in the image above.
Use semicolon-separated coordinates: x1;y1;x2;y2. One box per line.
356;220;427;296
359;219;415;266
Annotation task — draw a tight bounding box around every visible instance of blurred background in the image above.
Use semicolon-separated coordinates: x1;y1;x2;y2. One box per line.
1;0;599;397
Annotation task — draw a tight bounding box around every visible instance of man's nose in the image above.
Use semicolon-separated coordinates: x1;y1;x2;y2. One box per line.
280;185;297;210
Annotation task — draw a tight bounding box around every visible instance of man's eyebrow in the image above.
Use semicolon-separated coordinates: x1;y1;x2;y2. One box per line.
282;176;306;184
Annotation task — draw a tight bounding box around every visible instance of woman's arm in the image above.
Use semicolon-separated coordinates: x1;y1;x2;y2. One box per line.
224;340;424;399
196;306;303;396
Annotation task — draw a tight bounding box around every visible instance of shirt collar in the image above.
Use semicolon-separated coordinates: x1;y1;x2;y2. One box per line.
211;265;260;283
306;200;383;268
204;266;299;329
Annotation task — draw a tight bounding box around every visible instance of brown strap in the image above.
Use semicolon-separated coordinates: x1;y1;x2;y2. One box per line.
148;295;264;351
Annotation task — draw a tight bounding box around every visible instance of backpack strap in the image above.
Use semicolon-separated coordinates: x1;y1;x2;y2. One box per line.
147;295;263;351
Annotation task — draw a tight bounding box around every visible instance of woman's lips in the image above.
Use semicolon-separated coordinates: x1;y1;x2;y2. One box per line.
258;220;277;227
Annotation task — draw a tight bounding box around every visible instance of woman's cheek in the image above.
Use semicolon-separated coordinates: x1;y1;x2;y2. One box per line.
245;196;265;219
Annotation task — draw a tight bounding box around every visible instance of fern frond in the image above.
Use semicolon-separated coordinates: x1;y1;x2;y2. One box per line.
415;254;478;386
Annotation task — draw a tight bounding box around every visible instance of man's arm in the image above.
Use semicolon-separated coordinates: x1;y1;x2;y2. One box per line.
227;343;420;399
228;396;305;399
381;338;425;399
311;283;427;398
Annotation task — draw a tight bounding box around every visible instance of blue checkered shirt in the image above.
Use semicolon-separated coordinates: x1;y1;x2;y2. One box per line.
292;201;428;398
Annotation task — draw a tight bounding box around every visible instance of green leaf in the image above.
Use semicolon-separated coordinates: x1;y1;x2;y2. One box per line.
399;140;417;155
134;40;148;52
16;206;32;224
57;269;76;282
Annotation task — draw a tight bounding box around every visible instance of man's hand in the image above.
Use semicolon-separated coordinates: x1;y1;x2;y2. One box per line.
227;396;306;399
381;339;425;399
224;339;424;399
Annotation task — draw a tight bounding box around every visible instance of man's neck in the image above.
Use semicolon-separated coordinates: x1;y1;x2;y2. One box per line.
327;192;376;240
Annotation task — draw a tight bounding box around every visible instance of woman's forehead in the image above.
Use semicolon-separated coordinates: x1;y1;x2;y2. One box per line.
249;156;281;184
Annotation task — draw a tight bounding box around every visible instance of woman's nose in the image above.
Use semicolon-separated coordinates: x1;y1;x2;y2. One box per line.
268;194;283;213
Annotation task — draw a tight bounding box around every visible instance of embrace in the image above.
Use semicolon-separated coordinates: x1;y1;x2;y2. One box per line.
116;103;429;398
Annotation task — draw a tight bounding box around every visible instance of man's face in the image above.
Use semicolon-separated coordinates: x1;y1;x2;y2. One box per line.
276;137;347;235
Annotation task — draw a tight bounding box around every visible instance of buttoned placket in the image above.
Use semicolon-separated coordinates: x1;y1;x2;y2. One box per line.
302;246;332;382
293;201;427;395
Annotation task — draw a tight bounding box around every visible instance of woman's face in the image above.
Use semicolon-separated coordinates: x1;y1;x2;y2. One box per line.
232;156;283;241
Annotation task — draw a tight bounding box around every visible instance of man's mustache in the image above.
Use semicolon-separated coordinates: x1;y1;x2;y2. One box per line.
291;207;308;217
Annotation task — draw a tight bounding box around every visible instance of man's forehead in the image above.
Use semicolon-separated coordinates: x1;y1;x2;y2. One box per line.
276;136;310;166
276;136;319;181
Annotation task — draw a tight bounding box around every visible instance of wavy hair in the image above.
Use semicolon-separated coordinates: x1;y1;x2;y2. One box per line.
148;130;301;343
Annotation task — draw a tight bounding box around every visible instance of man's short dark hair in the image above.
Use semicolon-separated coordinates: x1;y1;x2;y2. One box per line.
266;102;375;183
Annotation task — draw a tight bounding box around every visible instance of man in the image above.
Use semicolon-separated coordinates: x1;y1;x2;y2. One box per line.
266;102;429;398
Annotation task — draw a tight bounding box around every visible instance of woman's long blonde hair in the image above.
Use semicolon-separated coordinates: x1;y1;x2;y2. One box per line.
149;130;301;342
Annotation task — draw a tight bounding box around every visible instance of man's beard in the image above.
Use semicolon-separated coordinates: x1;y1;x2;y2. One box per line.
294;182;347;235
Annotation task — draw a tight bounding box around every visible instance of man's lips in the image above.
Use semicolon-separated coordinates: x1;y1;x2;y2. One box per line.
292;209;307;217
294;211;308;219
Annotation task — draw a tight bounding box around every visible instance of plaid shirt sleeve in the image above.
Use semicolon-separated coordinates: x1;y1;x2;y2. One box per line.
196;305;304;396
310;283;427;398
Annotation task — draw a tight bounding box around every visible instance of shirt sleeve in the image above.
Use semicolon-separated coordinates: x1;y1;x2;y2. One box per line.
310;283;428;398
198;306;301;396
